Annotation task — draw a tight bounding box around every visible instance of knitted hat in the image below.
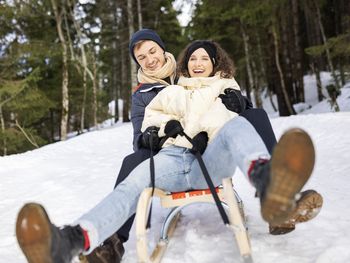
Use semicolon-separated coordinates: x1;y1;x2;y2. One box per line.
129;29;166;64
184;40;217;67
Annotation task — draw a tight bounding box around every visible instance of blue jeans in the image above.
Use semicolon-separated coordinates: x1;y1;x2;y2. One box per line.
77;117;269;251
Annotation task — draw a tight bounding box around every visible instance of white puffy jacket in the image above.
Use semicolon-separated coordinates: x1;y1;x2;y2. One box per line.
141;74;241;149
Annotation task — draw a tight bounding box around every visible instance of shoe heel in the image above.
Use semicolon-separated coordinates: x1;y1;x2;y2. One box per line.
16;203;53;263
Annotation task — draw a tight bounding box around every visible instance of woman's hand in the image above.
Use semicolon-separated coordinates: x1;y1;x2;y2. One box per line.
190;132;208;155
219;88;247;114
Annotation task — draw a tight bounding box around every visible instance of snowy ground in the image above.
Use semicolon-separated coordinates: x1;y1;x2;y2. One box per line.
0;76;350;262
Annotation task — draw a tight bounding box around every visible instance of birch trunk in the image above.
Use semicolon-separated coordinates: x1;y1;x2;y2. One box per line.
50;0;69;140
80;70;87;132
240;22;259;107
67;0;91;132
92;54;98;128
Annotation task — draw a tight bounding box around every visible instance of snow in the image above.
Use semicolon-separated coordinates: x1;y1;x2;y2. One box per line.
260;72;350;117
1;74;350;263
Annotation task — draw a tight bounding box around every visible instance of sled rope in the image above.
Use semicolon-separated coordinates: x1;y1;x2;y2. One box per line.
146;133;156;229
158;130;230;226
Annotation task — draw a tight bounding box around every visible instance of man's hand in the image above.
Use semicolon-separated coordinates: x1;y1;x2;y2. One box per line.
141;126;161;150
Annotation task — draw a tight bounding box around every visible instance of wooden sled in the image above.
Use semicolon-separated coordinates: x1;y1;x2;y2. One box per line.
136;177;253;263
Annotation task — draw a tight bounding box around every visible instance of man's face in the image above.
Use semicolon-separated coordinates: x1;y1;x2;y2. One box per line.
134;40;166;71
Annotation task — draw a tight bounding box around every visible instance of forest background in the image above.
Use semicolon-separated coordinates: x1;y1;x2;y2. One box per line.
0;0;349;155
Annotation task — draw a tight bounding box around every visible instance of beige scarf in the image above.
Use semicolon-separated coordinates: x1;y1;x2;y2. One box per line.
137;52;176;86
177;72;223;89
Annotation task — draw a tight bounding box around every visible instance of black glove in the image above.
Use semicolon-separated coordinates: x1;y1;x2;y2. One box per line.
190;132;208;155
141;126;161;150
219;88;247;114
164;120;184;138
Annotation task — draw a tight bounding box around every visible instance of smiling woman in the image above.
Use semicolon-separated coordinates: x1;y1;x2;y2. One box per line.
187;48;214;77
177;40;235;79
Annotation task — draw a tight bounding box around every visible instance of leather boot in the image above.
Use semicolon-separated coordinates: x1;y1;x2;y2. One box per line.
80;233;125;263
16;203;86;263
250;128;315;225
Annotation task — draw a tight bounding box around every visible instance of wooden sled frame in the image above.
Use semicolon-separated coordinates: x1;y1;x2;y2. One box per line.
136;177;253;263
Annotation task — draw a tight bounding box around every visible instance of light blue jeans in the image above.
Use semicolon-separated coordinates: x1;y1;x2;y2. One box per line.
77;117;269;251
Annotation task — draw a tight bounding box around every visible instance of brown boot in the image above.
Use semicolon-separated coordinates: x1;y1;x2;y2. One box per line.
80;233;125;263
16;203;86;263
269;189;323;235
260;128;316;225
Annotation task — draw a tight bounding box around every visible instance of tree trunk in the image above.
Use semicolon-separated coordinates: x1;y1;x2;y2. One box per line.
121;44;130;122
67;0;93;132
113;39;119;123
92;54;98;128
272;25;295;115
0;106;7;156
313;0;341;94
268;89;278;112
256;32;267;86
80;69;87;132
280;8;294;105
137;0;143;29
127;0;138;89
291;0;305;102
251;59;263;108
50;0;69;140
240;22;260;107
310;62;324;102
112;1;120;123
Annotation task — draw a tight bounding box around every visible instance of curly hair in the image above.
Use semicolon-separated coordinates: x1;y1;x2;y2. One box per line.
176;40;236;79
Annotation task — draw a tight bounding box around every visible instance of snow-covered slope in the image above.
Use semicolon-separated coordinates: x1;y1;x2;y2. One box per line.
1;110;350;263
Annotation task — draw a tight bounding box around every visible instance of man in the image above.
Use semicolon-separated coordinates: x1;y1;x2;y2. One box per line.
82;29;177;263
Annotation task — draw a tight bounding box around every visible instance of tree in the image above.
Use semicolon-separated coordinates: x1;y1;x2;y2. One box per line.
50;0;70;139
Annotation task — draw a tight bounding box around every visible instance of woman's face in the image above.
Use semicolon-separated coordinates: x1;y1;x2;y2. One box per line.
134;40;166;71
187;48;214;78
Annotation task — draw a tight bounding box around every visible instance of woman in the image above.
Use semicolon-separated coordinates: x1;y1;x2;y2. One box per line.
15;40;320;263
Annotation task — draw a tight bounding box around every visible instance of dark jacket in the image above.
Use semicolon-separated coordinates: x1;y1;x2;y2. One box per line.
131;83;167;151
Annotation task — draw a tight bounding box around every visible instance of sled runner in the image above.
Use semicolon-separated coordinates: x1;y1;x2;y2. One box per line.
136;177;253;263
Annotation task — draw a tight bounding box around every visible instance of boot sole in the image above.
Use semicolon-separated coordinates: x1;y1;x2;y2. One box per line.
16;203;53;263
269;190;323;235
290;190;323;223
261;128;315;225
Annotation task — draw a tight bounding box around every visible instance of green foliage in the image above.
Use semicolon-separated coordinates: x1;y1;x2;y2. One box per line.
0;127;46;155
305;33;350;58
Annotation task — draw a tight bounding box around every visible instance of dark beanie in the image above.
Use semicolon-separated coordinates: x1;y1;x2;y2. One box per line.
129;29;166;64
184;40;217;67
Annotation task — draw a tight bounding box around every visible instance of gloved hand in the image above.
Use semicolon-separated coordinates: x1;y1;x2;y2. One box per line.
164;120;184;138
141;126;161;150
190;132;208;155
219;88;247;114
